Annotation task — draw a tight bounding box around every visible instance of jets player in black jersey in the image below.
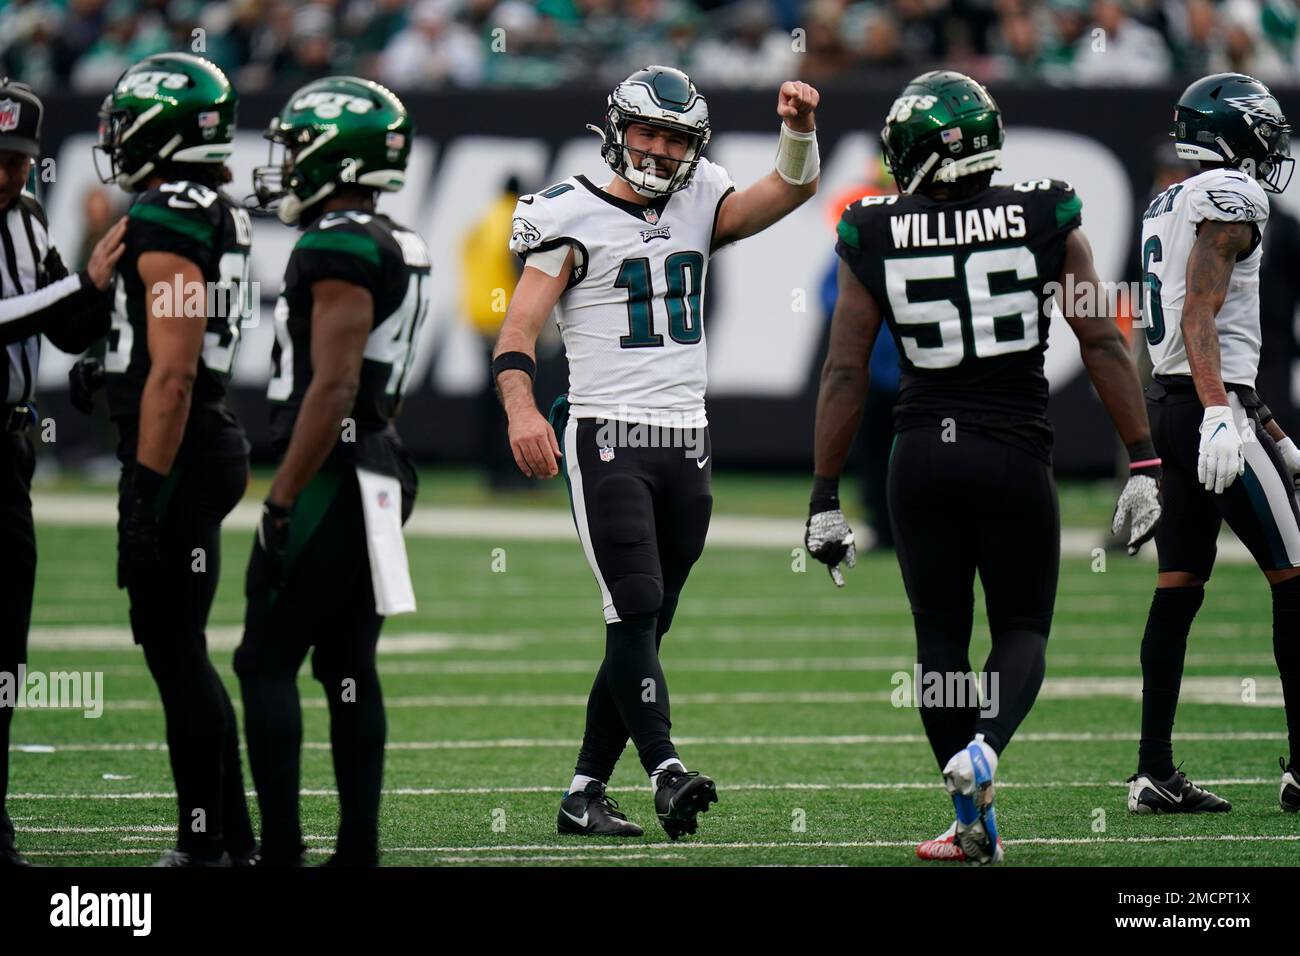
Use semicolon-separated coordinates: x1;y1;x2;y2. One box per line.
95;53;256;867
805;71;1161;863
240;77;428;867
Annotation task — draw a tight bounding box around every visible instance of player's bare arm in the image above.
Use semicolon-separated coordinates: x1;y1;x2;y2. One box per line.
1058;229;1162;553
267;279;373;509
712;81;820;249
135;251;207;476
493;251;572;479
1183;219;1253;409
805;259;883;586
1183;218;1254;493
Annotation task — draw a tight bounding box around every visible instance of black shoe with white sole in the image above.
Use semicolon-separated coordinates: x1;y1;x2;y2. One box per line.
652;764;718;840
557;781;644;837
1281;758;1300;813
1127;768;1231;814
152;847;232;867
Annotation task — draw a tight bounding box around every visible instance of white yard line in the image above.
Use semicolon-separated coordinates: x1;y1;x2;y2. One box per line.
6;777;1279;802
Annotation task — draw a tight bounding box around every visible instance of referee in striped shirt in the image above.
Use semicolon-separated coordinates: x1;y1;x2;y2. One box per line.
0;79;125;867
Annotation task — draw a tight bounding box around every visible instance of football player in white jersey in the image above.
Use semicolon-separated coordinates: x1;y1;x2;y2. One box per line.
1129;73;1300;815
494;65;820;838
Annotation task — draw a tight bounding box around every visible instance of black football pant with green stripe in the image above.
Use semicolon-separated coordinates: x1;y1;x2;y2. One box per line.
121;454;255;860
888;426;1059;769
0;431;35;851
235;469;403;865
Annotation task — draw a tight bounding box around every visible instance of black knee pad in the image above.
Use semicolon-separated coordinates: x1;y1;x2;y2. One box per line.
596;475;652;545
611;573;663;619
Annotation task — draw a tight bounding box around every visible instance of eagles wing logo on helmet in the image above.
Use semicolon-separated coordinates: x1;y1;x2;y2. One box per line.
1224;93;1285;122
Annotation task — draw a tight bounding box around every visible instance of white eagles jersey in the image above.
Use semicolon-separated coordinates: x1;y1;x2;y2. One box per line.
509;157;736;427
1139;166;1269;386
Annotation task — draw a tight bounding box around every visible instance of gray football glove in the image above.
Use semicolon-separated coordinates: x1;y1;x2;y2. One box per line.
1111;474;1161;556
805;509;856;587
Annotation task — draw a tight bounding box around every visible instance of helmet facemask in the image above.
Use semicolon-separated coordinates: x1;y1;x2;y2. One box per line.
593;108;707;197
252;124;339;226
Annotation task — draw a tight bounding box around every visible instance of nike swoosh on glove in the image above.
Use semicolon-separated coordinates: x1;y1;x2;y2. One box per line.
805;509;856;587
1112;474;1161;555
1197;405;1245;495
1276;437;1300;491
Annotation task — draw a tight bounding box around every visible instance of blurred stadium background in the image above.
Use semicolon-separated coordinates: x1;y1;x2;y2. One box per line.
7;0;1300;865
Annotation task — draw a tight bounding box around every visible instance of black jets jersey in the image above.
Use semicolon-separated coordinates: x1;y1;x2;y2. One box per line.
105;180;253;458
835;178;1082;462
267;209;432;465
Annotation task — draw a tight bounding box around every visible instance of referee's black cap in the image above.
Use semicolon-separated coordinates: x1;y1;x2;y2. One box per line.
0;78;42;158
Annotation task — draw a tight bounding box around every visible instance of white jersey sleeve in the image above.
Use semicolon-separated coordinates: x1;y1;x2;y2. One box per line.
1186;169;1270;227
509;181;590;285
689;157;737;247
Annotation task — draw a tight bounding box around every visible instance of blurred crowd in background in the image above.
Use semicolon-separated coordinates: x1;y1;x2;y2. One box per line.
0;0;1296;94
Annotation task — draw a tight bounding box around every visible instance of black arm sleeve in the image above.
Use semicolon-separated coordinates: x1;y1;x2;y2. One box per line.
43;274;112;354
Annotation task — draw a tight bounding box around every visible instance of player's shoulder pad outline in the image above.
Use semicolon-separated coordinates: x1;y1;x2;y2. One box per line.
296;209;382;266
129;179;223;245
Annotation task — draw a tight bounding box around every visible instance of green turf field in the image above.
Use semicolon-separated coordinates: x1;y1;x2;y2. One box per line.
8;472;1296;866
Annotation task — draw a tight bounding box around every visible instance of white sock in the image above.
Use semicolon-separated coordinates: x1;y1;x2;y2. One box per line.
971;734;999;778
568;774;599;795
651;758;686;792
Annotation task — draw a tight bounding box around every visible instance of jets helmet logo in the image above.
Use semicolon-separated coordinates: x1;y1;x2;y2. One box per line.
0;99;20;133
292;91;374;120
886;94;937;124
118;71;189;98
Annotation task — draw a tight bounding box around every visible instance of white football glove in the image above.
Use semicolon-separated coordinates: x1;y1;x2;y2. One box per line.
1111;474;1161;555
1277;437;1300;490
805;509;856;587
1197;405;1245;494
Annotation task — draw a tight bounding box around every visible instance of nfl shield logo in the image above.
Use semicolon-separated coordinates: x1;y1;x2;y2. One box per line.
0;100;21;133
599;445;616;462
643;208;658;225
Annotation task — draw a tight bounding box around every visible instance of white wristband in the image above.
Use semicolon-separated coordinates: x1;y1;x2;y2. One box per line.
775;122;819;186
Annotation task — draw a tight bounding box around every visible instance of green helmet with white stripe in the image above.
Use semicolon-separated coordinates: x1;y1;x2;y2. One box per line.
94;52;236;191
880;70;1004;196
588;65;711;197
252;76;413;227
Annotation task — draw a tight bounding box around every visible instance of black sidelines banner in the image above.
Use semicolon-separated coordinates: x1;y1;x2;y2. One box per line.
26;84;1300;476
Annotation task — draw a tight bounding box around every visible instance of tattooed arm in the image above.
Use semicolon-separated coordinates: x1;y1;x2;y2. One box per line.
1181;219;1254;408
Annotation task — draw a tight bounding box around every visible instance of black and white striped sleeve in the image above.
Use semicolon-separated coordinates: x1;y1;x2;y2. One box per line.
0;270;109;351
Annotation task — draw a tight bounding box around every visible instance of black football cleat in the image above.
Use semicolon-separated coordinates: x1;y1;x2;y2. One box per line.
1280;758;1300;813
0;816;28;867
652;764;718;840
557;781;644;837
152;847;233;867
1127;768;1231;814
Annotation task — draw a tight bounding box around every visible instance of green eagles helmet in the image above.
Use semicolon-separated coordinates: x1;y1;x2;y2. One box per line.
587;65;711;197
880;70;1004;196
252;76;413;226
1173;73;1293;193
94;52;236;190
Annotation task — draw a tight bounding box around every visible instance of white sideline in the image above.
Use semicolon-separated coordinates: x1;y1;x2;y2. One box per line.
30;493;1255;561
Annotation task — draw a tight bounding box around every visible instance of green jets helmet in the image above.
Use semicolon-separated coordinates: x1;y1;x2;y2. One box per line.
94;52;236;190
1173;72;1293;193
880;70;1004;196
252;76;413;226
587;65;711;197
